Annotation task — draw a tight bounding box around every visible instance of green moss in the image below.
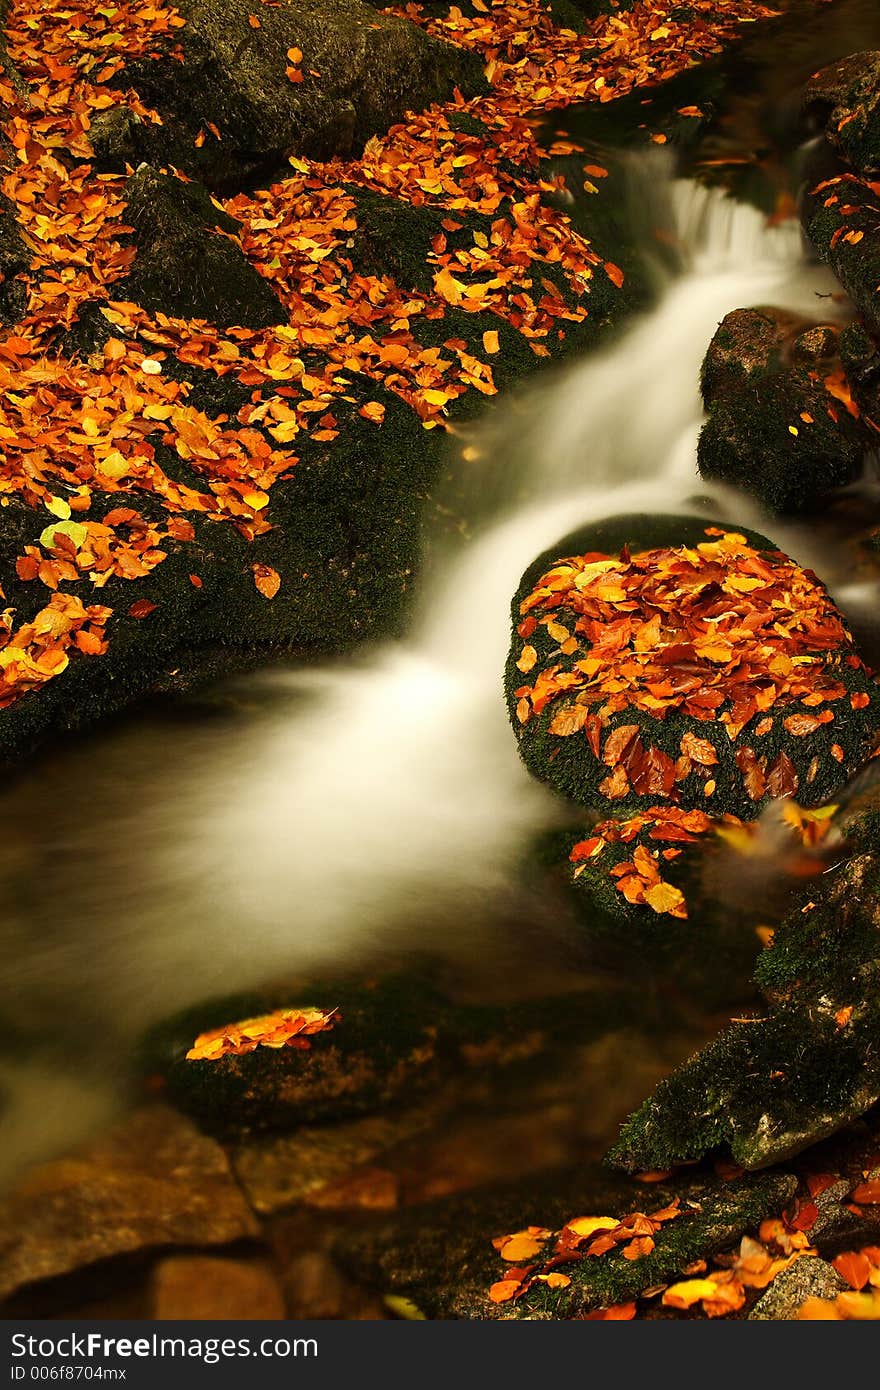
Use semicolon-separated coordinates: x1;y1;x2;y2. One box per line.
120;167;285;328
806;191;880;337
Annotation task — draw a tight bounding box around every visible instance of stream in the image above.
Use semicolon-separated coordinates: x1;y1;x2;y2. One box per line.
3;0;880;1189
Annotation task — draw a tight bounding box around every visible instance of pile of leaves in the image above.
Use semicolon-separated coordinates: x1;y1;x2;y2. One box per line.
0;0;779;723
185;1005;339;1061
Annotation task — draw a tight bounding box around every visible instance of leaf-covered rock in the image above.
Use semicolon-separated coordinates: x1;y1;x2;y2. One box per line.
90;0;487;191
506;514;880;820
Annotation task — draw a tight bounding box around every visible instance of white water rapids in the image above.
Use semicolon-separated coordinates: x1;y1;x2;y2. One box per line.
0;160;857;1178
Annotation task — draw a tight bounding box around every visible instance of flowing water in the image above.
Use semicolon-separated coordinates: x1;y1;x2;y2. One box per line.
4;0;880;1188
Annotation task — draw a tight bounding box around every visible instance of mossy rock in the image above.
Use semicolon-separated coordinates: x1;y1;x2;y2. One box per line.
803;52;880;176
0;362;442;763
609;813;880;1174
0;191;30;325
142;972;628;1138
333;1165;795;1318
92;0;486;192
698;308;868;513
119;167;285;328
505;514;880;820
804;172;880;336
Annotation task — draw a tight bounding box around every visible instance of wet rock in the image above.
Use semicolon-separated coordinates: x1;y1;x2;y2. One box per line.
697;309;867;512
803;172;880;337
119;167;285;328
506;513;880;820
803;52;880;176
0;1105;258;1304
282;1250;387;1320
608;813;880;1174
92;0;486;191
748;1255;847;1320
151;1254;286;1319
143;973;625;1140
231;1109;438;1214
334;1165;795;1319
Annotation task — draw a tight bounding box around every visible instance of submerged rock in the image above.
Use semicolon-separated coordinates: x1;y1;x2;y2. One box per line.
120;167;285;328
608;810;880;1174
803;52;880;176
91;0;486;191
697;308;867;513
0;1105;258;1305
506;514;880;820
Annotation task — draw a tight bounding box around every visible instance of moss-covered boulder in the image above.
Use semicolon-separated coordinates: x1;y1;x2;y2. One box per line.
609;809;880;1173
506;514;880;821
142;972;627;1139
119;167;285;328
697;308;867;513
803;52;880;176
803;169;880;337
90;0;486;191
333;1164;795;1318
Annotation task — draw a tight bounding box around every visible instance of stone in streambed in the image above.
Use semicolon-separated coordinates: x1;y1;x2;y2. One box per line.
0;1105;258;1306
803;171;880;338
333;1165;795;1319
697;308;867;513
90;0;486;192
748;1256;848;1320
119;166;285;328
506;514;880;820
608;810;880;1174
151;1254;287;1319
142;972;624;1140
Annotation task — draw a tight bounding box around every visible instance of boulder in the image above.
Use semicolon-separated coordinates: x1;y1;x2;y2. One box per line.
0;1105;258;1305
748;1256;847;1319
141;972;624;1139
697;308;867;513
803;170;880;337
333;1165;795;1319
90;0;486;191
151;1254;287;1319
506;514;880;820
120;167;285;328
608;809;880;1173
803;52;880;175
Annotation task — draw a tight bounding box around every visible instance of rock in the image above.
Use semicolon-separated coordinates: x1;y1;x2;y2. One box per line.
697;309;867;513
282;1250;387;1319
0;191;30;325
748;1256;847;1319
608;812;880;1174
119;167;285;328
803;52;880;175
506;513;880;820
143;972;626;1139
334;1165;796;1319
151;1254;286;1319
0;1105;258;1304
803;171;880;337
91;0;486;191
